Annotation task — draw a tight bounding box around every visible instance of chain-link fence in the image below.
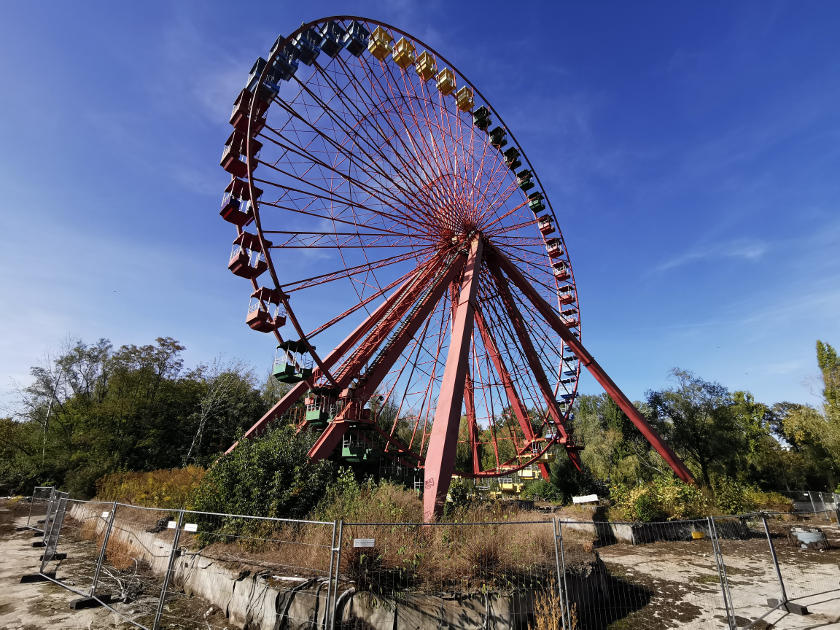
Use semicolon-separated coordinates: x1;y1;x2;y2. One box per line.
158;509;336;629
22;485;54;533
13;487;840;629
334;519;562;628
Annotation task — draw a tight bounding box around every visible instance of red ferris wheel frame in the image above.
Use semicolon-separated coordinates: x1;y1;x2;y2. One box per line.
219;16;694;521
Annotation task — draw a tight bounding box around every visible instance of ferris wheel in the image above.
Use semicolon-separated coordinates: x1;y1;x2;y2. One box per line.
220;16;693;520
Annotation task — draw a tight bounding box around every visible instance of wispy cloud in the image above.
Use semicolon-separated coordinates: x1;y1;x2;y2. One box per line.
654;237;768;273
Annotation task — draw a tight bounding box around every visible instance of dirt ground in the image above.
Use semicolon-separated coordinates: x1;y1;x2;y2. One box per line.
0;499;229;629
597;528;840;629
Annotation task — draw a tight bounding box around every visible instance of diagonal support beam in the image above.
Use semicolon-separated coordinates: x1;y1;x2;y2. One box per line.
464;368;480;476
309;252;468;461
225;266;422;454
488;262;582;472
486;244;695;484
423;238;484;521
474;305;550;480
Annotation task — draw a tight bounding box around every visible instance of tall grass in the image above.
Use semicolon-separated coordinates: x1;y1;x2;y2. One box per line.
95;466;205;508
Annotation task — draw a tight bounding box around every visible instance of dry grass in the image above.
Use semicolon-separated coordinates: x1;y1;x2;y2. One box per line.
95;467;205;508
531;580;578;630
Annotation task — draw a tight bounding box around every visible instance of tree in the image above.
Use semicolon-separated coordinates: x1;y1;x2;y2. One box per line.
817;340;840;422
646;369;744;488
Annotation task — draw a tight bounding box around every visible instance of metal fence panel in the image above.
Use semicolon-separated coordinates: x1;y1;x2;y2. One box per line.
761;512;840;620
25;485;54;532
560;517;728;629
334;520;561;629
154;510;336;629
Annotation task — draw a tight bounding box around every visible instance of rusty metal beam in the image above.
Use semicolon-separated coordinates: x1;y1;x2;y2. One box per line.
474;305;550;480
487;261;581;472
423;239;483;521
487;244;695;484
309;251;468;461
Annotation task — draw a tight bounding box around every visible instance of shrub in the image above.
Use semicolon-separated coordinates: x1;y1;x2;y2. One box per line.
314;469;422;522
744;488;793;513
610;476;710;522
191;425;335;519
712;477;754;514
521;479;563;502
95;466;205;508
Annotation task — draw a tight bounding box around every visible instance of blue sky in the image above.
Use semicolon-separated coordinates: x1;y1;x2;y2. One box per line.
1;1;838;413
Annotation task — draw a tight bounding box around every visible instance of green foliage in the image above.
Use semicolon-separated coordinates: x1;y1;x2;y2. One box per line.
192;425;335;519
0;337;269;496
520;479;563;502
313;468;422;522
447;477;473;510
95;466;206;508
610;476;711;522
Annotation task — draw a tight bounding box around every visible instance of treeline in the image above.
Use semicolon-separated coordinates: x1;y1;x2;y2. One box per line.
2;335;839;510
0;337;269;496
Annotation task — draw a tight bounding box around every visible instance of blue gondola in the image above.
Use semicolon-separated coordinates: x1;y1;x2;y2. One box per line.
473;106;491;130
293;27;321;65
320;22;346;57
560;393;575;402
563;370;576;378
343;21;370;56
489;126;507;148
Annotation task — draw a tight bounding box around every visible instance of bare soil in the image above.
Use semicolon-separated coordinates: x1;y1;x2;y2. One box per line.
0;499;229;629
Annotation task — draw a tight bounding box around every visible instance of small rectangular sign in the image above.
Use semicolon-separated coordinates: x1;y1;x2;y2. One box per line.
101;511;110;518
184;523;198;533
167;520;177;529
572;494;598;504
353;538;375;548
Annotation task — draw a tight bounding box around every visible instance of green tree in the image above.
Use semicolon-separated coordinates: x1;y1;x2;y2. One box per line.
647;369;744;488
817;340;840;422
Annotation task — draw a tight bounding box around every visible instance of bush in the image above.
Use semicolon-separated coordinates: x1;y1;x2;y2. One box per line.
191;425;335;519
95;466;205;508
610;476;710;522
314;468;422;522
521;479;563;502
744;488;793;513
712;477;754;514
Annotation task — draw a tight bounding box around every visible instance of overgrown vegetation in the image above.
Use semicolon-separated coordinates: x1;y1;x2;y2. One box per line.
95;466;206;509
2;336;839;524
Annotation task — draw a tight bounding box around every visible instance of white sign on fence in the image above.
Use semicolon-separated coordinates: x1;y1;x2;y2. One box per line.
353;538;375;548
167;520;177;529
101;511;110;518
184;523;198;532
572;494;598;504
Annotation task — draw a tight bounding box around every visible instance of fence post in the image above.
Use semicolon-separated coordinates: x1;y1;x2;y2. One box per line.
807;491;817;515
25;486;37;529
707;516;736;630
153;509;184;630
89;502;117;597
325;520;338;630
551;518;569;630
760;515;787;602
330;520;344;630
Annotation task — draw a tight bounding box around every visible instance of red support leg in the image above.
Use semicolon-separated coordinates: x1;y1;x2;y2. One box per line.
309;252;469;461
464;367;480;475
487;263;582;471
474;306;550;480
487;245;696;484
423;239;483;521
